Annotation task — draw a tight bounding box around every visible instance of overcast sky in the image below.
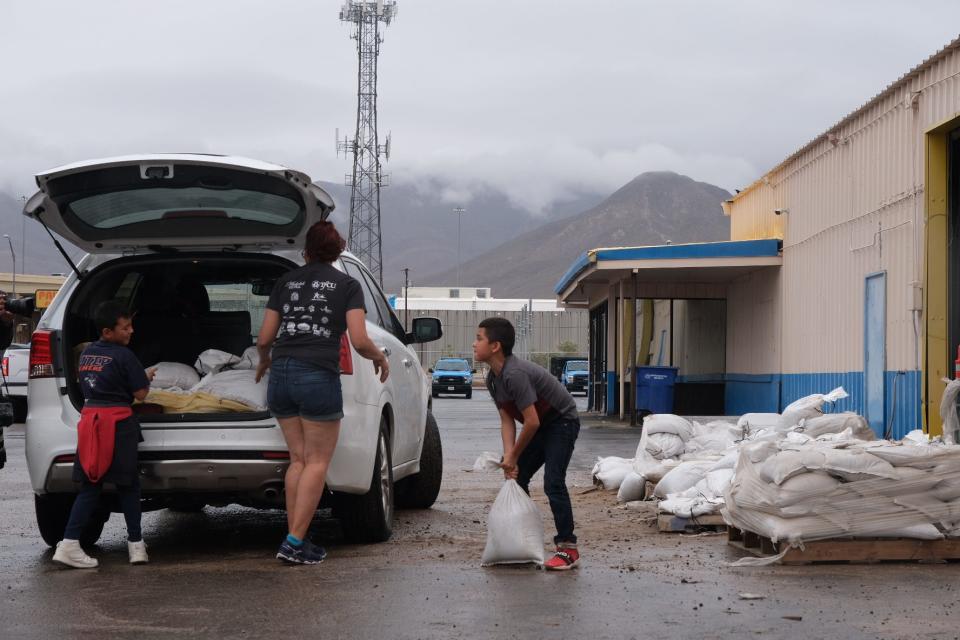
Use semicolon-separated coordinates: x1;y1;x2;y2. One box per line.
1;1;958;213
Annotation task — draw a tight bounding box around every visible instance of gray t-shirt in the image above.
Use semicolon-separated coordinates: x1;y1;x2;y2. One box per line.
485;356;578;424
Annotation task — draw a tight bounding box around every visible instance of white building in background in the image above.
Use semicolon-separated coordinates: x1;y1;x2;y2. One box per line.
389;290;588;369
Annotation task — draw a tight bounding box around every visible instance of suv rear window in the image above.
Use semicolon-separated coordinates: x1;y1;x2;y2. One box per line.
70;187;300;229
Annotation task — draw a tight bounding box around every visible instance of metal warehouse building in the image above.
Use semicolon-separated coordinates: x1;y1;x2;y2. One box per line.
557;37;960;439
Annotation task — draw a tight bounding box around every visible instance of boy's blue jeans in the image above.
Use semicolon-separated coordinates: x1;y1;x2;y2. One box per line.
515;417;580;544
64;477;142;542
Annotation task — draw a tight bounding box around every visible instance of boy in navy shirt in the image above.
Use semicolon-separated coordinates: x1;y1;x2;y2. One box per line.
53;301;155;569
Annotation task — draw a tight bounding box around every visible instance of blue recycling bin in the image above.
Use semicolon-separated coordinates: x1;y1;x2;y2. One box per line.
635;366;678;414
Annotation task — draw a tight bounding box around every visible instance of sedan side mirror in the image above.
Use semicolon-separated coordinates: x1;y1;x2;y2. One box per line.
405;316;442;345
428;368;434;373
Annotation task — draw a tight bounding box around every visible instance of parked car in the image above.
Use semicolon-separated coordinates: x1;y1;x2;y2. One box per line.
549;355;587;382
22;154;444;546
561;359;589;395
430;358;474;399
3;342;30;422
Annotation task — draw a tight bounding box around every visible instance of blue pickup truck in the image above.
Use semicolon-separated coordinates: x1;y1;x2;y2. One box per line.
430;358;475;399
560;359;589;395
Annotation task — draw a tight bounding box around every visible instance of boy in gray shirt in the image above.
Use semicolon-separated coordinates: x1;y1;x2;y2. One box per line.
473;317;581;570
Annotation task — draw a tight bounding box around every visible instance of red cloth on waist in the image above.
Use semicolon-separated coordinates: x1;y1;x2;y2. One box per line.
77;406;133;483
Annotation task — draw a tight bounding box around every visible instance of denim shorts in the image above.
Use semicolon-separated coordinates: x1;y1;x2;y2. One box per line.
267;357;344;422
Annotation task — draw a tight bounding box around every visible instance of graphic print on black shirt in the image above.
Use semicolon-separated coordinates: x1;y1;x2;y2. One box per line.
78;340;151;406
266;262;365;372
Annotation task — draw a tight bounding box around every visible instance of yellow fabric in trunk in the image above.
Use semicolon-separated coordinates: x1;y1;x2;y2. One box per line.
143;389;255;414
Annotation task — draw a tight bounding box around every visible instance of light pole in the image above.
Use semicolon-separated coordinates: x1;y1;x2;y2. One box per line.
453;207;465;289
3;234;15;296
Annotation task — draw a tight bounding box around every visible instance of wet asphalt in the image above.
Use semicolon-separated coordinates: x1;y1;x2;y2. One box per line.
2;391;960;640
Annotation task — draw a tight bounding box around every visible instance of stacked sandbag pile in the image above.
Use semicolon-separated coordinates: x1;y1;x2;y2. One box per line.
722;429;960;544
592;387;865;515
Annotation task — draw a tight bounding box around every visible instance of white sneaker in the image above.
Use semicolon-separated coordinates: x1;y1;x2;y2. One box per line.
128;540;149;565
52;539;98;569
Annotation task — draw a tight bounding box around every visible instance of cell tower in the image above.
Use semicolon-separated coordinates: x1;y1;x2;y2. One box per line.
338;0;396;285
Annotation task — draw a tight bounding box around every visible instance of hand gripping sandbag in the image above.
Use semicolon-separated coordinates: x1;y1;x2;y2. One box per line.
481;480;545;567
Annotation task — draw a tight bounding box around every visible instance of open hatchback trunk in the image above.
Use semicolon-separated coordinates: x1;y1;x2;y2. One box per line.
23;154;334;256
22;154;338;423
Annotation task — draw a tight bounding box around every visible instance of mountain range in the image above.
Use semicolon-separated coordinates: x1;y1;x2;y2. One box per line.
420;172;731;297
0;171;730;299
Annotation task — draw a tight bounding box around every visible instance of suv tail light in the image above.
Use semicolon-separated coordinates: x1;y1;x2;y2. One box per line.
1;356;7;378
339;334;353;375
30;330;55;378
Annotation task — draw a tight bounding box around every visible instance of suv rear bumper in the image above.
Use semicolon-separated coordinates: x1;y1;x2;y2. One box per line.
45;458;288;495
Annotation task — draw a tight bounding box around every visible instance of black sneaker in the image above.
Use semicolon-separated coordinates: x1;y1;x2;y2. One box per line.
276;539;327;565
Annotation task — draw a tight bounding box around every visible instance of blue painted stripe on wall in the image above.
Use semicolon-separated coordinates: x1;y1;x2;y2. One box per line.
780;371;921;440
725;375;781;415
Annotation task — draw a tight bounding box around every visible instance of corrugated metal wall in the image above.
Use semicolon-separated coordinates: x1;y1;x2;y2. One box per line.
726;42;960;432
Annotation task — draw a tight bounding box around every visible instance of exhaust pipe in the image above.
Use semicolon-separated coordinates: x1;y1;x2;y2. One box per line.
263;486;281;501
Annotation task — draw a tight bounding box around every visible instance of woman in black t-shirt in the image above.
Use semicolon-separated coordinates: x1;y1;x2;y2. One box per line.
255;221;389;565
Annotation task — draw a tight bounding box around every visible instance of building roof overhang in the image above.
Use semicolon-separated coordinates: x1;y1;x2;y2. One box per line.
555;239;782;304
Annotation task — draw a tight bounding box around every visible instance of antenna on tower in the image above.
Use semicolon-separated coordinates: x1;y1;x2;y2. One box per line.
338;0;397;286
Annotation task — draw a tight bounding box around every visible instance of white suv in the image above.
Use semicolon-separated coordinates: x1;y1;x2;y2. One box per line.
22;154;444;546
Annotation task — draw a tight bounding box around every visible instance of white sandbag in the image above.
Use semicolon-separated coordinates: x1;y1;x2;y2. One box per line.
932;477;960;501
195;348;242;374
150;362;201;390
685;423;737;454
775;472;841;507
192;369;268;410
234;346;261;371
820;448;899;482
736;413;781;432
862;444;952;469
708;450;739;472
645;432;685;459
659;493;721;518
758;449;827;485
643;414;695;441
799;413;875;441
481;480;545;567
633;454;679;483
855;523;944;540
703;468;735;498
654;460;714;499
473;451;502;472
617;472;647;503
592;456;634;490
778;387;848;430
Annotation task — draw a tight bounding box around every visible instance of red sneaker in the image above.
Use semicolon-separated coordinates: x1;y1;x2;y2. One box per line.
544;546;580;571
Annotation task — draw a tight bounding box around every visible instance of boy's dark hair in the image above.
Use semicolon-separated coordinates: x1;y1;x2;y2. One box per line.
479;317;515;357
94;300;131;333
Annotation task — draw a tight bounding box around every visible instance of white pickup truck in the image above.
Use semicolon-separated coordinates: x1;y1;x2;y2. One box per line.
2;342;30;422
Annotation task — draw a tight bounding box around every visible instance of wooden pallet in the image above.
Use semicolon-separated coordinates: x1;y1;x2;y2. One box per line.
727;527;960;565
657;512;727;533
